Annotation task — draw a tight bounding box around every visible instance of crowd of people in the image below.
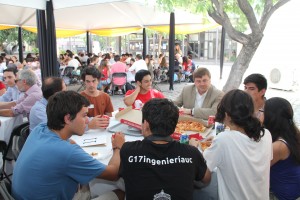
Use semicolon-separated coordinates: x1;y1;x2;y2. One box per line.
0;48;299;200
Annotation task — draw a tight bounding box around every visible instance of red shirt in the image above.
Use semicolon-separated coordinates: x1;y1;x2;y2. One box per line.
100;67;109;81
125;89;165;108
0;81;6;90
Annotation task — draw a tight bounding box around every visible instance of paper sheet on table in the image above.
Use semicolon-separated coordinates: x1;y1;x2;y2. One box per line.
71;131;107;147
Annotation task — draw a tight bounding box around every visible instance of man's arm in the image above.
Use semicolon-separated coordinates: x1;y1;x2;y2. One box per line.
128;62;136;72
97;133;125;181
0;88;12;102
0;101;16;109
0;109;14;117
201;168;211;184
123;85;140;106
172;88;184;107
88;116;110;129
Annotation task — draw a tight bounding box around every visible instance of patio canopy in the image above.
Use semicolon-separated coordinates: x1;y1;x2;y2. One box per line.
0;0;218;37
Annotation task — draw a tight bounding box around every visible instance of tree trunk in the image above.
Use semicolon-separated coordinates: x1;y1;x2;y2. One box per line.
222;43;260;93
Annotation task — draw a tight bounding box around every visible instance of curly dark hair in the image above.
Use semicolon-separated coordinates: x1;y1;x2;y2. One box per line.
216;89;264;142
142;98;179;136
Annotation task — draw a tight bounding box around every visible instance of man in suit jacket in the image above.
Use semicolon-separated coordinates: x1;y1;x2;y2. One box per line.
173;67;223;120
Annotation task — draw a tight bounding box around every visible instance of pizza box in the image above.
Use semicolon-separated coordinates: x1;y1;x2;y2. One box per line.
178;115;210;127
171;115;213;140
115;106;142;130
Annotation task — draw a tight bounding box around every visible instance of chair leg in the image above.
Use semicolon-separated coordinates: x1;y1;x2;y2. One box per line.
1;160;12;184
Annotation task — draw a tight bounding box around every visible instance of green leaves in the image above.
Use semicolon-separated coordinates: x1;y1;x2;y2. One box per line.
0;28;37;51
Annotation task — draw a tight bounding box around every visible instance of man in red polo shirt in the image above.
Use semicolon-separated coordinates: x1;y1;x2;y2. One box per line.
124;70;164;109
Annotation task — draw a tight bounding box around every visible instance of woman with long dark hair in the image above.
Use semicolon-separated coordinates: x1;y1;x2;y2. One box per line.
263;97;300;200
203;89;273;199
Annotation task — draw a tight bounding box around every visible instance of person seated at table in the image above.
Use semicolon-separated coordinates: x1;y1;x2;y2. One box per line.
97;60;111;93
243;73;267;122
29;77;67;132
124;70;164;109
80;67;114;129
12;91;125;200
263;97;300;200
202;89;272;200
64;50;81;70
128;54;147;73
173;67;224;120
119;98;211;199
110;55;127;94
0;68;23;102
88;55;100;68
0;69;42;118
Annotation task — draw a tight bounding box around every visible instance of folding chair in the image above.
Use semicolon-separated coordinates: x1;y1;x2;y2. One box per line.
152;80;162;92
111;72;127;96
61;66;77;85
0;179;14;200
1;122;29;183
0;141;10;182
12;124;30;160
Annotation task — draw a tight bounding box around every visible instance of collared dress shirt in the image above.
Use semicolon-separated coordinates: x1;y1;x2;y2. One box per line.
12;84;42;118
0;86;23;102
29;97;48;132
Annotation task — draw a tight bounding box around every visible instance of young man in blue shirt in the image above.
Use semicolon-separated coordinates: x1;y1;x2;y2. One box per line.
13;91;125;200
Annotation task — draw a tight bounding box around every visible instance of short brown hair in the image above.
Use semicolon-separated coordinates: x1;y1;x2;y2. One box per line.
193;67;211;80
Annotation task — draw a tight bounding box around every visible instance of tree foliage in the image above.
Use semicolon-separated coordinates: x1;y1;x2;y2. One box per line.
0;28;37;52
157;0;291;92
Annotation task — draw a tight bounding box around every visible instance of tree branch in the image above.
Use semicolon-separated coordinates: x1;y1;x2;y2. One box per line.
259;0;291;31
209;1;250;45
237;0;260;35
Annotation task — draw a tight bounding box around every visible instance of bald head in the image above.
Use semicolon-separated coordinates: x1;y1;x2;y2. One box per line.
42;77;66;99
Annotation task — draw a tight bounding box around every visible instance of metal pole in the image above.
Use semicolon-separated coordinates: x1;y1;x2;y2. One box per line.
143;28;147;59
86;31;90;54
169;12;175;90
18;27;23;63
119;36;122;54
220;27;226;79
215;28;219;64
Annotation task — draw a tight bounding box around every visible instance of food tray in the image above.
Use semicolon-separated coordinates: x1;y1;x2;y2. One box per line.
108;122;142;137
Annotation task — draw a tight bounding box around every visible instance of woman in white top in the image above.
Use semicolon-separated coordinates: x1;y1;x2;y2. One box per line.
203;89;273;200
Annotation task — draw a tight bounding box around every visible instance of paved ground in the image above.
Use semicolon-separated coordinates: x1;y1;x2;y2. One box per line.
68;61;300;127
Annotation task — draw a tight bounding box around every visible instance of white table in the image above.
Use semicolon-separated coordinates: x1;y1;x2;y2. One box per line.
0;115;24;143
76;117;218;199
71;117;143;198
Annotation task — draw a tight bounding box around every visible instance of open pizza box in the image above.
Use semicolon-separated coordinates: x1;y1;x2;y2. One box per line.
171;115;213;141
115;107;142;130
115;107;213;140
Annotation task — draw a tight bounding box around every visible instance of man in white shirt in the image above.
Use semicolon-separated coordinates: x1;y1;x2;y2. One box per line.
173;67;223;120
64;51;80;70
128;54;147;73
